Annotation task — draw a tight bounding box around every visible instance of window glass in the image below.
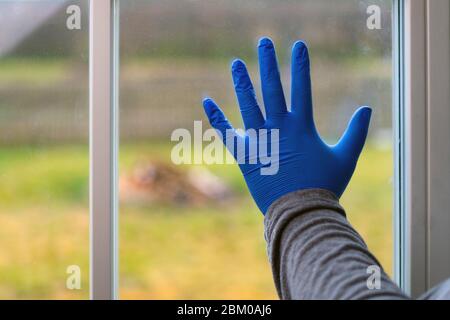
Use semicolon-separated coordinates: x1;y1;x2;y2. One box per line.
119;0;392;299
0;0;89;299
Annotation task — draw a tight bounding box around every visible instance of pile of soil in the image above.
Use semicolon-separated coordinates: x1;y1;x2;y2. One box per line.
120;160;234;207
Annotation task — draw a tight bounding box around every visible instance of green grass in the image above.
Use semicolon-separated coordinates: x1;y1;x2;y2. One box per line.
0;58;76;87
0;142;392;299
0;54;393;298
0;145;89;207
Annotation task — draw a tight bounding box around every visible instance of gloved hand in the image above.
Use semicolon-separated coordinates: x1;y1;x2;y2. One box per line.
202;37;372;214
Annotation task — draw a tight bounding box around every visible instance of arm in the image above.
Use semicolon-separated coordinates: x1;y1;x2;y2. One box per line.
202;37;400;299
266;189;408;300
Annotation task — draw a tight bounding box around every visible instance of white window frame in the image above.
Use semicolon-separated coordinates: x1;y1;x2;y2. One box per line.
89;0;119;300
395;0;450;298
89;0;450;300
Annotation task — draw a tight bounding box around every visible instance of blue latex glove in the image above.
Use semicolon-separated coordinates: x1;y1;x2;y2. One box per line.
203;38;372;214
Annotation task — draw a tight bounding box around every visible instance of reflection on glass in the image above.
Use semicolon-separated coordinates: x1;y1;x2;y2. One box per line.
0;1;89;299
119;0;393;299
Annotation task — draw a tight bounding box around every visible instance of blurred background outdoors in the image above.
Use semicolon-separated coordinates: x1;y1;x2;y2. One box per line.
0;0;393;299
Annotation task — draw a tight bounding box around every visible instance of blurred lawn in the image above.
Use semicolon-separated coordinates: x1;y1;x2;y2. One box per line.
0;142;392;299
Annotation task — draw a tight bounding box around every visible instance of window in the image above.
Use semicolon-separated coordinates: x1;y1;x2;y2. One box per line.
1;0;449;300
118;0;393;299
0;0;89;299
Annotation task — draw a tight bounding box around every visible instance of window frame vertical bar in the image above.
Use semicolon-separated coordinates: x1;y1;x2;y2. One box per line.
426;0;450;291
393;0;406;292
399;0;450;297
89;0;119;300
403;0;428;297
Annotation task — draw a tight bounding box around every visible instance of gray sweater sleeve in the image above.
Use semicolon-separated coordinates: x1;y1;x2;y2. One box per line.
264;189;409;300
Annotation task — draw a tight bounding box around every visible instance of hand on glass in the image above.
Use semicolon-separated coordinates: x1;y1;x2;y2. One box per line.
202;38;372;214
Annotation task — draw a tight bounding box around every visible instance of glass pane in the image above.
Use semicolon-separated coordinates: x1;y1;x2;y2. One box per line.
119;0;393;299
0;1;89;299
